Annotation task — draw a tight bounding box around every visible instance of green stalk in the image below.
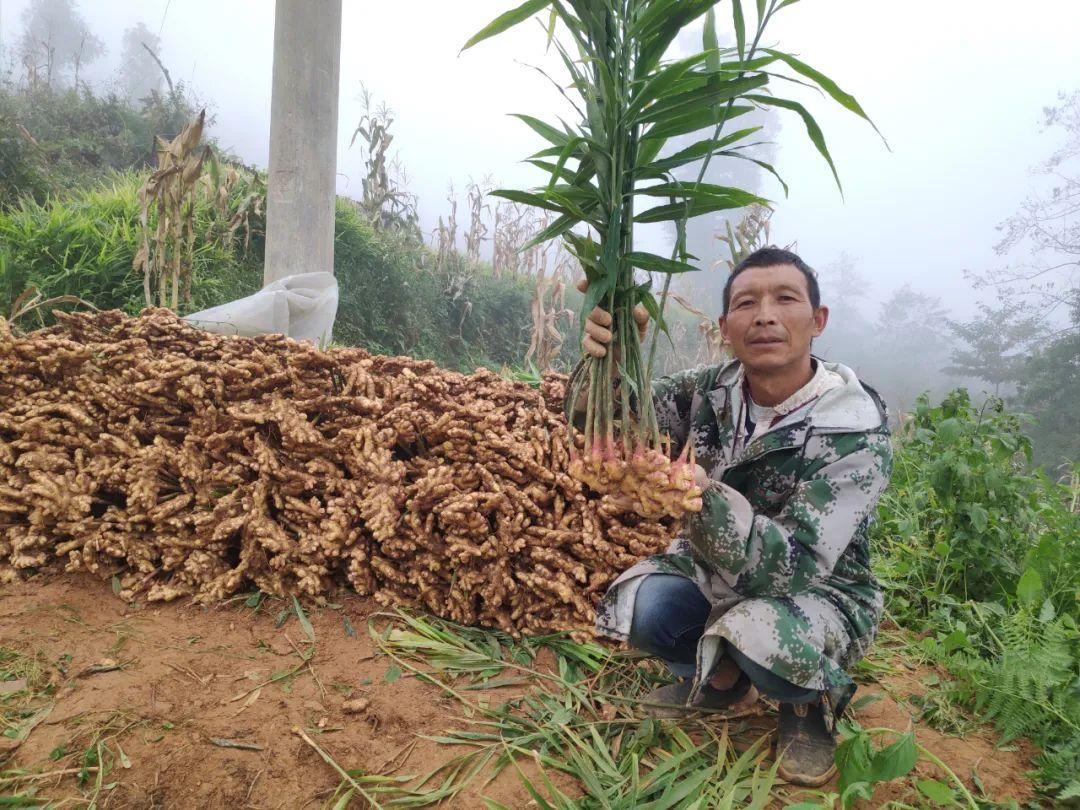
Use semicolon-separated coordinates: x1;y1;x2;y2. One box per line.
585;2;658;457
584;360;597;452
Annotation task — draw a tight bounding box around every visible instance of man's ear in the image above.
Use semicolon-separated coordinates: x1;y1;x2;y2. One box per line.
812;305;829;336
718;314;729;343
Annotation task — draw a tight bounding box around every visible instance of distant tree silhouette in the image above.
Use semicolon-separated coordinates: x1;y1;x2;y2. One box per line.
17;0;104;89
118;23;165;101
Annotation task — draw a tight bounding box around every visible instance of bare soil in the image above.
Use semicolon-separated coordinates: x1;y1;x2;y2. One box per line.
0;574;1036;808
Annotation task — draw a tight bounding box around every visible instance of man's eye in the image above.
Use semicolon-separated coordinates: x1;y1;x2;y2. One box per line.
735;299;753;309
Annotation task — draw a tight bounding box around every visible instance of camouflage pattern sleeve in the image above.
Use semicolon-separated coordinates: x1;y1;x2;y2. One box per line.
650;367;704;449
687;431;893;597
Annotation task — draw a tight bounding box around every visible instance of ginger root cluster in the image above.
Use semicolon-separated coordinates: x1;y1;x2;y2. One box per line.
0;309;678;635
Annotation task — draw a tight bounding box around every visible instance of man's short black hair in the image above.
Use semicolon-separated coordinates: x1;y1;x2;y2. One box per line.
721;247;821;315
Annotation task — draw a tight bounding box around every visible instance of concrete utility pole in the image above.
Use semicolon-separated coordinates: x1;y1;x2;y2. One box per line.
263;0;343;285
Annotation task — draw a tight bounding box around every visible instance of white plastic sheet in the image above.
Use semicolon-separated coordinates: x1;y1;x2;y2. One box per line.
183;272;338;346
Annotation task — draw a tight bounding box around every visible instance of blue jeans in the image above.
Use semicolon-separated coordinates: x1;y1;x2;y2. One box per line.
628;574;817;705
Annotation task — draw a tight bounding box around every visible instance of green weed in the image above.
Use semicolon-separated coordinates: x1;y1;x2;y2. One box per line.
873;389;1080;802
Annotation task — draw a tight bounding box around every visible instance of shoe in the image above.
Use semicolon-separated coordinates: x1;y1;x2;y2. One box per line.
776;698;837;787
640;673;758;719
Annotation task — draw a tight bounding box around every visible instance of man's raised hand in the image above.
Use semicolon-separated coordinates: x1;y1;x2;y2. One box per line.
575;278;649;359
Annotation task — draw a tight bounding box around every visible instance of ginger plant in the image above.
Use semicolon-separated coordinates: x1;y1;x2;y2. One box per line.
465;0;877;520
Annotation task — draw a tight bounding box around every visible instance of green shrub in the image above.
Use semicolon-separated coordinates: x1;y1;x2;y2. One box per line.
329;202;573;371
873;389;1080;801
0;176;579;372
872;389;1079;622
0;172;262;329
0;83;203;209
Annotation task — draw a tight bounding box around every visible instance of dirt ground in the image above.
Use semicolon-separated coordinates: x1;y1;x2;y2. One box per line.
0;573;1036;808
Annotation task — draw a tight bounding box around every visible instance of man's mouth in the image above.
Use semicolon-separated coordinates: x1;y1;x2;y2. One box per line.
748;336;785;346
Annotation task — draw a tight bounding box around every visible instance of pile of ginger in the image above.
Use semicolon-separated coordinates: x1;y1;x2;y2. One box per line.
0;309;685;635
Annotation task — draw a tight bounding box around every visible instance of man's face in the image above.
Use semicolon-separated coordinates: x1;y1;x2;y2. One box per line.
719;264;828;373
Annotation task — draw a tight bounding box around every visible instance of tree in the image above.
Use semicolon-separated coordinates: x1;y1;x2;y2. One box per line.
965;89;1080;466
17;0;103;89
945;301;1047;395
1010;292;1080;470
813;252;873;369
870;285;957;413
117;23;164;101
820;252;870;314
976;91;1080;318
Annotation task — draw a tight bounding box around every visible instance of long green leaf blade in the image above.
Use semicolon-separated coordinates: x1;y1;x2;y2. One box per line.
490;189;571;215
461;0;552;52
731;0;746;59
745;93;843;192
626;251;698;274
635;182;765;204
634;74;769;125
510;113;571;147
641;104;754;141
522;213;580;250
627;52;711;118
637;126;761;173
635;197;755;223
764;49;885;142
715;150;790;196
704;8;721;69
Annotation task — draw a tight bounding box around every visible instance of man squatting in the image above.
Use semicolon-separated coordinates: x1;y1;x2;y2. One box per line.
570;247;892;787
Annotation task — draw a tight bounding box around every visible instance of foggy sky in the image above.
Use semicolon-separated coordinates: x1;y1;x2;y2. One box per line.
2;0;1078;316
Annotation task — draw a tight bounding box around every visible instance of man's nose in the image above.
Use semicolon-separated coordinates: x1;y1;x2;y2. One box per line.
754;302;778;324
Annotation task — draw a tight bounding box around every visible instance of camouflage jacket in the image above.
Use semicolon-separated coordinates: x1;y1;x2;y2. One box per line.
594;358;892;708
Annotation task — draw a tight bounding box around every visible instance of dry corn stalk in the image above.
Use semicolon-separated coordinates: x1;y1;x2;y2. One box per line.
464;179;490;266
715;204;774;274
205;156;266;254
492;200;528;278
670;292;729;365
525;266;573;373
433;182;459;274
134;110;211;311
349;87;420;237
491;202;577;282
0;309;680;635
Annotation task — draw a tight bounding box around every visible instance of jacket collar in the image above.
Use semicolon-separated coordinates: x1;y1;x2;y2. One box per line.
709;357;887;441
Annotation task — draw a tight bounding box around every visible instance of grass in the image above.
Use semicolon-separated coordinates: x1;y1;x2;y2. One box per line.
294;609;783;809
268;609;991;809
0;648;53;748
0;647;145;808
0;594;1044;808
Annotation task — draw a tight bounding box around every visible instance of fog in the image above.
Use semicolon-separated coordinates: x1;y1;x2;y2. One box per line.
3;0;1077;313
2;1;1078;459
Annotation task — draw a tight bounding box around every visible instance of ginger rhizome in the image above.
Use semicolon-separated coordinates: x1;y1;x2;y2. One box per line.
564;292;703;522
0;309;679;635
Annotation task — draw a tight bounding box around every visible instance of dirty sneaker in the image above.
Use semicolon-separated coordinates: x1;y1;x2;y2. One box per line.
777;698;837;787
641;673;758;719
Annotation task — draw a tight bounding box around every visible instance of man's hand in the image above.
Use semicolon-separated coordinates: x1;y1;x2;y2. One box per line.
575;279;649;359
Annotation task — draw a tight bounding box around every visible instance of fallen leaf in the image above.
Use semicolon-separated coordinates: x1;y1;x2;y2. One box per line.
233;686;262;716
78;658;128;677
6;704;54;748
